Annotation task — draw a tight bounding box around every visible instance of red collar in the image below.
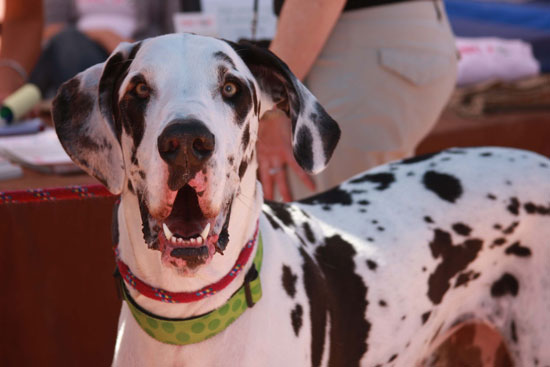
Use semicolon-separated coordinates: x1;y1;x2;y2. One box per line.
114;221;259;303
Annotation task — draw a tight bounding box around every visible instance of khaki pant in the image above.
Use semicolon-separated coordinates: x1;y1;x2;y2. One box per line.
290;0;458;199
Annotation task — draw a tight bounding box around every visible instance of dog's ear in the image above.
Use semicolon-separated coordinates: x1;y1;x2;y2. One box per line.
226;41;341;174
52;42;141;194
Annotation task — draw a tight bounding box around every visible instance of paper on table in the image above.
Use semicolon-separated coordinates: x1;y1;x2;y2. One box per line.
0;128;80;174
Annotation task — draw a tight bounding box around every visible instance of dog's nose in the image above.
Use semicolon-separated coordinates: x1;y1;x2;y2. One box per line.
157;119;215;171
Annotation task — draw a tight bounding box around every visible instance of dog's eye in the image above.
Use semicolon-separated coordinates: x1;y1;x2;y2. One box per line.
222;82;238;98
134;82;150;98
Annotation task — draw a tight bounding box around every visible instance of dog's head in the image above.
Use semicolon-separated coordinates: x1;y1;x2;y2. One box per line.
52;34;339;273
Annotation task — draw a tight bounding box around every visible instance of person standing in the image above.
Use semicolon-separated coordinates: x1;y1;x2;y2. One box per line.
258;0;458;201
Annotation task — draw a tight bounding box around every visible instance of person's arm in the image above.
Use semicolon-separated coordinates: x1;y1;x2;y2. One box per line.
258;0;346;201
0;0;44;100
269;0;346;80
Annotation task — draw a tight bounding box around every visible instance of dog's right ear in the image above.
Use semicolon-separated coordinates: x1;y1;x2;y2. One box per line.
52;42;141;194
225;40;340;175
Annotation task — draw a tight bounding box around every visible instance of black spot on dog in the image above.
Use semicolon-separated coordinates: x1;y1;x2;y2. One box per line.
491;273;519;297
127;180;135;193
379;300;387;307
282;265;298;298
137;194;157;249
300;186;352;206
315;235;370;365
366;260;377;271
299;248;328;367
454;270;480;288
480;152;493;157
310;102;341;166
238;160;248;179
491;238;507;247
266;201;295;227
400;152;440;164
424;216;434;224
241;123;250;150
248;79;259;115
377;227;385;232
507;197;520;215
131;150;138;166
505;242;532;257
502;221;520;235
228;156;234;165
487;193;497;200
302;222;315;243
264;211;281;230
427;229;483;304
523;202;550;215
349;172;395;191
294;126;314;172
452;223;472;236
510;320;518;343
423;171;463;203
388;354;398;363
291;304;303;337
422;311;431;324
98;45;141;141
358;200;370;206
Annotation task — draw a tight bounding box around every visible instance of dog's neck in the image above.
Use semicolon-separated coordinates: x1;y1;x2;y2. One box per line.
116;159;263;318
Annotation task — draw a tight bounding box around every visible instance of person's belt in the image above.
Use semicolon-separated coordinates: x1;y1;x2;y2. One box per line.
345;0;429;11
274;0;436;15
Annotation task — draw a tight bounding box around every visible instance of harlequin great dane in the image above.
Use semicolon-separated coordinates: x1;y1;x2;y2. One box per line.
52;33;550;366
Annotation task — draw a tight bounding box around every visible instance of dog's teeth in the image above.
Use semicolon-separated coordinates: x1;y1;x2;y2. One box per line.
177;237;183;244
190;237;196;244
163;223;174;240
200;223;210;242
196;236;203;245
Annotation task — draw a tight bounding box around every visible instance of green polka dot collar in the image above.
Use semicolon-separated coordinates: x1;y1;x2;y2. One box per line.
118;233;263;345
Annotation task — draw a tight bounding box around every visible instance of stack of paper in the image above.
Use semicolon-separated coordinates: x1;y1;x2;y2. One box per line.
0;128;80;174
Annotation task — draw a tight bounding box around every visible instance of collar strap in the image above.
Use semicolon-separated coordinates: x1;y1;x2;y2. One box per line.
115;221;259;303
116;233;263;345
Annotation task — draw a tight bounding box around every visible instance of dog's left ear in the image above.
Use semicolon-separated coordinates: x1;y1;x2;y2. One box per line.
52;42;141;194
226;41;341;174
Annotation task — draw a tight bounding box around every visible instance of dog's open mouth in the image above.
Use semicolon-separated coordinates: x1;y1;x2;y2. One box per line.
157;184;226;270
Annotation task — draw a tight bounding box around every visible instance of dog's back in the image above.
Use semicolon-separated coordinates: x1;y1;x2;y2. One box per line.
262;147;550;366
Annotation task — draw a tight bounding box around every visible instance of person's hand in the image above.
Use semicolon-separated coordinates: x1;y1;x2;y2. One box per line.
257;109;316;201
84;29;132;54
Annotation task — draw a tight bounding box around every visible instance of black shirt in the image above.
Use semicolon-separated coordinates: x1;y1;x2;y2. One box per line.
273;0;417;15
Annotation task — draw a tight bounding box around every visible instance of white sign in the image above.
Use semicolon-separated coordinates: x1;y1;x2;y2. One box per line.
173;0;277;42
173;13;219;38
